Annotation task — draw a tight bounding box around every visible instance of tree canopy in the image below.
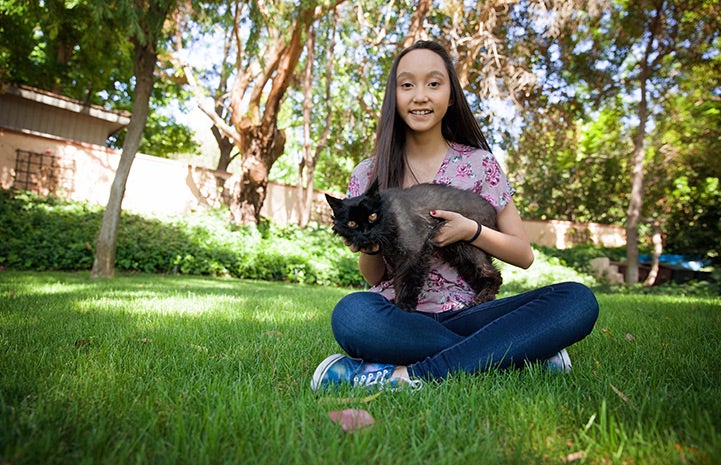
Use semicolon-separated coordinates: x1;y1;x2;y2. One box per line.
1;0;719;276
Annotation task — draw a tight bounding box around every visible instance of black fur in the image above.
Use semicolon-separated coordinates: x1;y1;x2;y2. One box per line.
326;183;502;311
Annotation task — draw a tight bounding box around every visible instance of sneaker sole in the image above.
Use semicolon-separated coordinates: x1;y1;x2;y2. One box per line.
556;348;572;373
310;353;346;391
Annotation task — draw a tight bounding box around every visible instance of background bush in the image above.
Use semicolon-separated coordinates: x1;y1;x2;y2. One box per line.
0;190;362;286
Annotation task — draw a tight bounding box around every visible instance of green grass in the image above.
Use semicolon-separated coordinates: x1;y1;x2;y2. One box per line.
1;271;719;465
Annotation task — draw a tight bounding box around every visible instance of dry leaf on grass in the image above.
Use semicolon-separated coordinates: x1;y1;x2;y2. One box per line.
328;409;375;433
563;451;585;462
675;443;704;465
318;391;383;405
610;383;634;407
189;344;209;353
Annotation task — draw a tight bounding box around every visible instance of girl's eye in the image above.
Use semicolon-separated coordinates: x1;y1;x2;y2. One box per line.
428;81;440;88
400;82;413;89
347;220;358;228
368;213;378;222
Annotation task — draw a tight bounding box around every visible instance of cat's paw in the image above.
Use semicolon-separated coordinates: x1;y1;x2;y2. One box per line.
360;243;381;255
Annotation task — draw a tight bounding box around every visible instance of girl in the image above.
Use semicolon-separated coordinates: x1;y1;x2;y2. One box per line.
311;40;599;391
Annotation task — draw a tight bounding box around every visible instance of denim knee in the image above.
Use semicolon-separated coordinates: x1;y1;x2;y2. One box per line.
330;292;381;349
574;281;599;316
332;292;376;329
558;281;600;334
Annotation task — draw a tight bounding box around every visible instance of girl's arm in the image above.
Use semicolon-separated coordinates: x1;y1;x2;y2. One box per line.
358;252;387;286
343;240;388;286
430;200;534;269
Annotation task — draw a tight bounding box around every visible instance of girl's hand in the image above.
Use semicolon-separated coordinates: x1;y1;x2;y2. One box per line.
344;239;381;255
431;201;534;269
429;210;479;246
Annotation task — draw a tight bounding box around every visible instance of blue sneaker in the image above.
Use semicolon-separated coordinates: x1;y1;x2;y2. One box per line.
545;348;572;373
311;354;422;391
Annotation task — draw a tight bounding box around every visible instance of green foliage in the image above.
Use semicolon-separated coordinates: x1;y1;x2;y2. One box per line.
109;76;201;156
1;0;197;157
500;246;599;296
538;244;720;297
0;0;133;104
0;1;38;83
111;112;200;156
536;245;627;275
664;176;721;259
507;101;632;224
649;50;721;262
0;190;364;287
503;0;720;266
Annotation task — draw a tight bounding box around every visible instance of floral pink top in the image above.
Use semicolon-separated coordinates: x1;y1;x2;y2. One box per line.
347;143;515;313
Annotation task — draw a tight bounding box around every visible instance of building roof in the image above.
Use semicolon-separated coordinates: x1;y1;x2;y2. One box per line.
0;84;131;146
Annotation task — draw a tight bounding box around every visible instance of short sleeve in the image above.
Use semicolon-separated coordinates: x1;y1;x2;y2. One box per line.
346;158;375;198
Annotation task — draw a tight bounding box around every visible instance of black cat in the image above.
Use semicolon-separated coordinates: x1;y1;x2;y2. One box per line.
325;182;502;311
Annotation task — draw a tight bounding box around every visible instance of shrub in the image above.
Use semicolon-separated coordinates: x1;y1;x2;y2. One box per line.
0;190;364;286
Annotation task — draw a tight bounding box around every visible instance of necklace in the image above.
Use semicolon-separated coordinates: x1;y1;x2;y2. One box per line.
404;145;449;186
406;160;422;186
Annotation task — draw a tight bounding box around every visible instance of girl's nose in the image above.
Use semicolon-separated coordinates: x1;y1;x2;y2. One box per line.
412;91;429;103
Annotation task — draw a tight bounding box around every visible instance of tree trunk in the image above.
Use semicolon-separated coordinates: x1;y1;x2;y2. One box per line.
212;45;236;179
625;21;659;285
625;134;645;285
212;125;235;193
643;219;663;287
180;1;344;225
297;13;337;227
298;25;316;227
213;127;235;172
228;6;316;225
302;164;317;224
91;40;157;278
228;124;286;224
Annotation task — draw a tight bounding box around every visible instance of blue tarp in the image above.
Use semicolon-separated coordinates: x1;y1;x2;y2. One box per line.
638;254;710;272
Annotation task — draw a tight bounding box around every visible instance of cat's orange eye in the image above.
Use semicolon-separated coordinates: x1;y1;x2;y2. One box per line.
347;220;358;228
368;213;378;222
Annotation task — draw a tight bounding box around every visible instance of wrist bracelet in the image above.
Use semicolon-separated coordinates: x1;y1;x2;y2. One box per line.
466;221;482;243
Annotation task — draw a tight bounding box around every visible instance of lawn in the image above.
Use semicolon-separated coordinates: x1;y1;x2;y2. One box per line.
1;271;719;464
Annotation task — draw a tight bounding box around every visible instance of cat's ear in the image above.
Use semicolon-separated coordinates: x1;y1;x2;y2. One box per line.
365;179;380;196
325;193;343;210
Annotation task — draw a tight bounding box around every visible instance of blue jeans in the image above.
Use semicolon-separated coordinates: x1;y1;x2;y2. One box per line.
331;282;599;380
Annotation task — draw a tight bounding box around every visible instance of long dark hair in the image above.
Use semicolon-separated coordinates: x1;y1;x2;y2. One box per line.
370;40;491;190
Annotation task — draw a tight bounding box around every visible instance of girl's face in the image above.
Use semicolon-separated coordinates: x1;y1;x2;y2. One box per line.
395;49;452;138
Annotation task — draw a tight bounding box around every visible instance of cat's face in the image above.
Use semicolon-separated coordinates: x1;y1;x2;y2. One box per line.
325;193;385;250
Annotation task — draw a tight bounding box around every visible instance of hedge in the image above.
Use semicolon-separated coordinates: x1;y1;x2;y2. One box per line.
0;190;364;287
